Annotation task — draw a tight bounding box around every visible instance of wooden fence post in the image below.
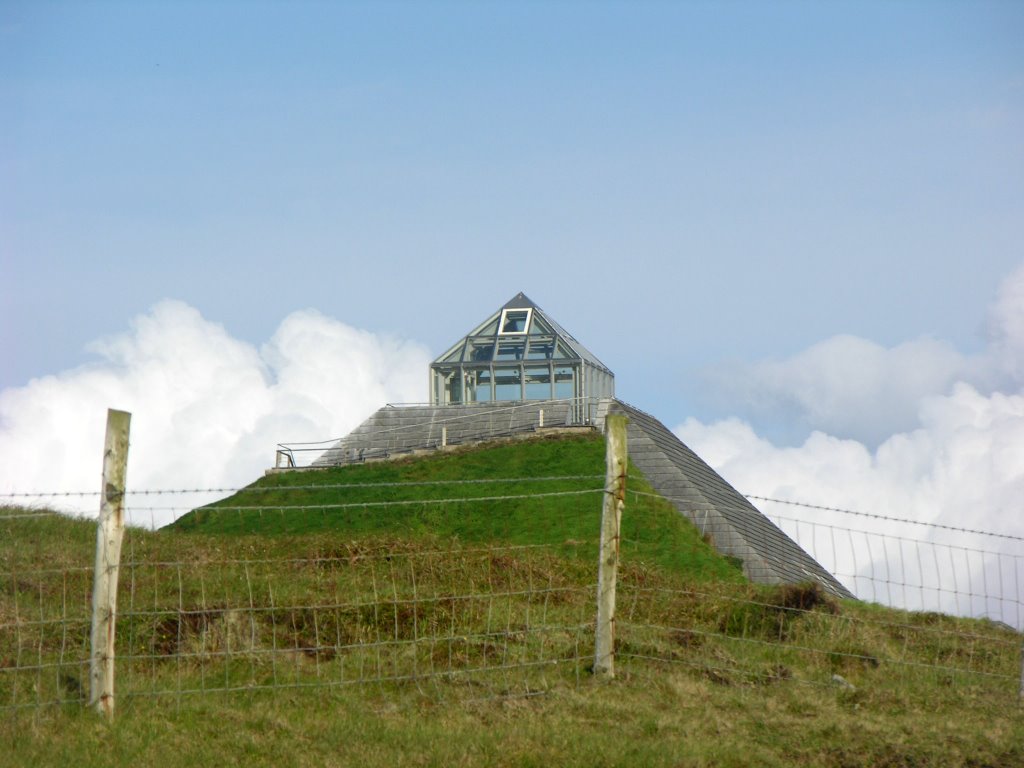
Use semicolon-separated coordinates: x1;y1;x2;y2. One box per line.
594;413;627;678
89;408;131;719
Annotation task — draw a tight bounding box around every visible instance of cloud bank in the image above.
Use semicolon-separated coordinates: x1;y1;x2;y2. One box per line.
677;264;1024;624
0;301;430;522
699;264;1024;448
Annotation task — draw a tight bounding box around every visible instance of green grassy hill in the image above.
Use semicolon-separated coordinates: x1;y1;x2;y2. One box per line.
170;432;744;582
2;432;1021;767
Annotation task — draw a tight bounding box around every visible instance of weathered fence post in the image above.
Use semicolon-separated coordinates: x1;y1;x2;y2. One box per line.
89;408;131;719
594;413;627;678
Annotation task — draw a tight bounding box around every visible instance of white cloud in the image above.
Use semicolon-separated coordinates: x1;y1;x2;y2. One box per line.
678;383;1024;538
0;300;430;525
677;264;1024;626
700;263;1024;447
984;259;1024;385
702;335;967;446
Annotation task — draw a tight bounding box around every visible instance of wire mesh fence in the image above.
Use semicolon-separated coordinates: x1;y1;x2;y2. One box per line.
1;476;607;713
767;513;1023;630
617;580;1020;698
3;453;1023;716
0;511;95;711
114;542;595;703
613;491;1023;702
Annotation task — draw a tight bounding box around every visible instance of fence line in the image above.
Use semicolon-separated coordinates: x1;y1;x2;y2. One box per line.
625;488;1024;630
767;514;1023;631
4;417;1023;717
617;581;1020;696
0;474;608;500
1;530;597;710
746;494;1024;542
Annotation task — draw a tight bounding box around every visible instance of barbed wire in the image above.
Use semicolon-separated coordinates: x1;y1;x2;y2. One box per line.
766;513;1024;560
746;494;1024;542
0;474;606;500
624;488;1023;544
10;486;1021;556
7;484;1021;546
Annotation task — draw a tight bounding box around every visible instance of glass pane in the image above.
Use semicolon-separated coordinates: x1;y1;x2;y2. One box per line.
525;367;551;400
494;367;522;400
554;366;574;399
466;369;492;402
530;315;553;335
526;338;554;360
500;309;531;334
446;371;462;403
555;341;576;360
474;318;500;336
466;341;494;362
440;344;465;362
495;341;526;361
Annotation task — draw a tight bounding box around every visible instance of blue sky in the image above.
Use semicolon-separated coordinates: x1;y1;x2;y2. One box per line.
4;1;1022;421
2;1;1023;623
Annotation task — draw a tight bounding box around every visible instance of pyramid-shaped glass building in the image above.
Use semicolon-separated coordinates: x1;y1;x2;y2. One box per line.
429;292;615;406
293;292;851;599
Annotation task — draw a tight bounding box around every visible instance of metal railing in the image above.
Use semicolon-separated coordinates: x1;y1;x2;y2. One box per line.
275;397;605;469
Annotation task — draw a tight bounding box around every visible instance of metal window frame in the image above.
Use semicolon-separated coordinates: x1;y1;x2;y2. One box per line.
498;308;533;335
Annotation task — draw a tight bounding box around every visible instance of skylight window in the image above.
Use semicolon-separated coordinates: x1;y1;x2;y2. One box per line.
499;308;532;335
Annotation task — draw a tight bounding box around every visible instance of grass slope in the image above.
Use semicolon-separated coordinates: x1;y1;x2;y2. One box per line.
2;433;1022;767
171;432;744;582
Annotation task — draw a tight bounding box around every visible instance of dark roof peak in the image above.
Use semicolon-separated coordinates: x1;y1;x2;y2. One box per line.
501;292;538;310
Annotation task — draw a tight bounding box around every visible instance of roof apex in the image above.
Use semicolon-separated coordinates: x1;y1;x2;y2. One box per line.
501;292;538;310
431;292;612;374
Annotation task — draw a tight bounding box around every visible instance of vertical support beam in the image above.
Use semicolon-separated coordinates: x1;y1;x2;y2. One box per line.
539;408;544;429
594;413;627;678
441;426;448;448
89;409;131;719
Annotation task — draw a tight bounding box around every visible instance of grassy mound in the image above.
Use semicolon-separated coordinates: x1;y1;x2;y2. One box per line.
170;432;744;582
2;433;1021;767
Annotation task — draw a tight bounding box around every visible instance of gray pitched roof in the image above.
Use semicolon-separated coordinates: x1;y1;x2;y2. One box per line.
433;292;613;373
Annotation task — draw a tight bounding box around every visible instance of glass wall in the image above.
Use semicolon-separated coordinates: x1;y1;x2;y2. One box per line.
554;367;574;400
431;362;621;405
524;367;551;399
494;368;521;400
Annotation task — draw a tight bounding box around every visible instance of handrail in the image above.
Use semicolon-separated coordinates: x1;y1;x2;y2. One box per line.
274;397;605;467
278;397;602;448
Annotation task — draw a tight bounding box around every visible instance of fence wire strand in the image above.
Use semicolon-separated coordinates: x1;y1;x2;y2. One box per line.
3;478;1022;713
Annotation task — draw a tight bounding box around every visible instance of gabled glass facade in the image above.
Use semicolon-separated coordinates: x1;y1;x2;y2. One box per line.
430;293;615;406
